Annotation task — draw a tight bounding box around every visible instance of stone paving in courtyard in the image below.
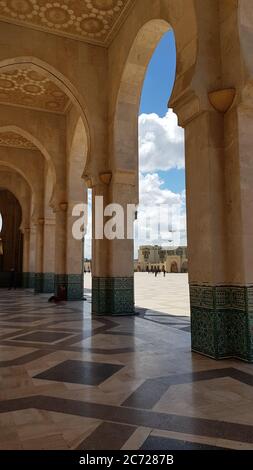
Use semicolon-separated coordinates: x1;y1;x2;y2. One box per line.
84;273;190;316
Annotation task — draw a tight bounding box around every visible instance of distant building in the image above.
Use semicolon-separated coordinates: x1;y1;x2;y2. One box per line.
135;245;188;273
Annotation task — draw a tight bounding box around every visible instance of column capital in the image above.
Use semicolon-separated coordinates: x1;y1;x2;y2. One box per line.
170;90;202;127
51;202;68;213
83;172;116;188
112;169;136;187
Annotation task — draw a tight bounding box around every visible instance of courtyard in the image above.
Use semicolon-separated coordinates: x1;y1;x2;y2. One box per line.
84;273;191;317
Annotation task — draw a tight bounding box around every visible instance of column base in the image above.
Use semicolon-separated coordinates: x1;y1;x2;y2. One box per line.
92;277;134;316
35;273;54;294
190;285;253;362
22;272;35;289
54;274;83;301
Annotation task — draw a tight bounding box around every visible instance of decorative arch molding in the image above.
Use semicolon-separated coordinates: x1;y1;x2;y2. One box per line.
112;19;171;175
0;57;92;167
0;124;56;183
68;115;88;202
0;124;59;213
0;169;31;231
0;159;41;219
111;0;198;175
0;161;33;195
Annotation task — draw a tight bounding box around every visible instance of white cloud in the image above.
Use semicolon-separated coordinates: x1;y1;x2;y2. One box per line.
134;172;187;256
84;111;187;259
139;109;185;173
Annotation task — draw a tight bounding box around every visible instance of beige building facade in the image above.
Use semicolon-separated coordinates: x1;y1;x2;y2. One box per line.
0;0;252;362
136;245;188;273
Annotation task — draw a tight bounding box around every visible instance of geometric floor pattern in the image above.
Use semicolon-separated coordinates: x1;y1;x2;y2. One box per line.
0;289;253;450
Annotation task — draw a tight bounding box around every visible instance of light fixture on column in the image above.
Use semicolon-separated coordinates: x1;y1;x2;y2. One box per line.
99;172;112;185
208;88;236;113
59;202;68;212
83;174;93;189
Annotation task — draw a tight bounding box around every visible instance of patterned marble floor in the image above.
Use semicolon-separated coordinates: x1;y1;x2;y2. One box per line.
0;289;253;450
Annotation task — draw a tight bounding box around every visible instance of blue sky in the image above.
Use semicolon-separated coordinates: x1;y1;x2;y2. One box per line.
136;30;186;252
139;31;176;117
139;31;185;195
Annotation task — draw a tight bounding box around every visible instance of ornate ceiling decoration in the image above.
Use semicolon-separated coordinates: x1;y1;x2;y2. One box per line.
0;131;37;150
0;66;69;113
0;0;135;46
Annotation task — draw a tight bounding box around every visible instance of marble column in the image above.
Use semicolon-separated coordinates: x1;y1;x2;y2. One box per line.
32;218;56;293
41;218;55;293
92;175;135;316
181;100;253;362
65;200;85;300
27;224;36;288
22;227;31;288
54;204;67;299
34;218;44;293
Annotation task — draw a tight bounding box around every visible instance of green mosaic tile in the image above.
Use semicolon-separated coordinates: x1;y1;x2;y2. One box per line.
190;285;253;363
54;274;83;301
22;272;35;289
35;273;54;294
92;277;134;316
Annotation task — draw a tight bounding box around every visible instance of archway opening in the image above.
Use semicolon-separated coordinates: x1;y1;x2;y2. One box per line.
0;59;90;298
0;189;23;288
132;25;190;316
67;115;89;300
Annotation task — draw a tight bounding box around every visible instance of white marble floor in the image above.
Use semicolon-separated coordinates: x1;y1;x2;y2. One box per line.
84;273;190;316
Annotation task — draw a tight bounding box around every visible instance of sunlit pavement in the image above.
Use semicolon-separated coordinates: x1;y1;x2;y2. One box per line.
84;272;190;316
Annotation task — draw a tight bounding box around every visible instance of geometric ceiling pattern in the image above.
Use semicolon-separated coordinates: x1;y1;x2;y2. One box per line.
0;66;69;113
0;131;37;150
0;0;135;46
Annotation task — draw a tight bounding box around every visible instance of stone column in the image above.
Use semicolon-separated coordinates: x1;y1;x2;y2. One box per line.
219;102;253;362
182;108;228;359
27;224;36;288
54;203;67;298
22;227;30;288
34;218;44;293
91;172;136;316
33;218;56;293
65;200;85;300
177;91;253;363
42;218;55;293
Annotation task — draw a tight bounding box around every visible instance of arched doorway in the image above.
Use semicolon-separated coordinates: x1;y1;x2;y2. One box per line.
105;16;192;318
171;262;179;273
0;189;23;288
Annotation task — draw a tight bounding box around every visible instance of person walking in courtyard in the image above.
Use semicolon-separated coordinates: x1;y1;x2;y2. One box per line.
162;265;166;277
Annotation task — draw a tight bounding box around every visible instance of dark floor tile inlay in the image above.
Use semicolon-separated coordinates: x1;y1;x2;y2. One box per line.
122;367;253;410
77;422;135;450
34;360;124;385
141;436;227;450
11;331;71;343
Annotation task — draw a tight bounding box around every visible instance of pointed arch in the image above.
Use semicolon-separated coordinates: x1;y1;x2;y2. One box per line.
0;57;91;166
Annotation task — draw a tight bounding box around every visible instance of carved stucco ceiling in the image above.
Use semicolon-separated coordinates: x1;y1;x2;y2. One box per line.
0;66;69;113
0;0;135;46
0;131;37;149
